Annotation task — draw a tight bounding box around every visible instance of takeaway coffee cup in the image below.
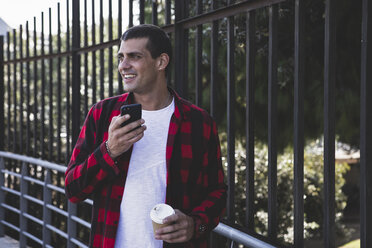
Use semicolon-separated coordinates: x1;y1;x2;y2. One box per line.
150;203;175;234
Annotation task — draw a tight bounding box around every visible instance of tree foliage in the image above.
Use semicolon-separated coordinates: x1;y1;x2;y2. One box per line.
186;0;361;151
220;136;351;245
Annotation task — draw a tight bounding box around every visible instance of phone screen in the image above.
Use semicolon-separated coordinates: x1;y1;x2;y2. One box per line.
120;103;142;128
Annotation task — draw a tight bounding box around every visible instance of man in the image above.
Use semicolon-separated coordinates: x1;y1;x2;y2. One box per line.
65;24;227;248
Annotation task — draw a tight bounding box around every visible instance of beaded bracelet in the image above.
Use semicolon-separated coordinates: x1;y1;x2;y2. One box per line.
105;140;112;157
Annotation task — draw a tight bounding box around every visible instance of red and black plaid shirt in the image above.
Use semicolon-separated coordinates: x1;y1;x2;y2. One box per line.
65;88;227;248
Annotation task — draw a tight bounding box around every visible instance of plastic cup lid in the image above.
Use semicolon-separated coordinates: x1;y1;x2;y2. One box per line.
150;203;175;224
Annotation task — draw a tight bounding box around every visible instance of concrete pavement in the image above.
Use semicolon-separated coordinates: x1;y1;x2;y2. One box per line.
0;235;19;248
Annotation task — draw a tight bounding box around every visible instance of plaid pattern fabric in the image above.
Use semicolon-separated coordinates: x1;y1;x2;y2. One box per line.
65;88;227;248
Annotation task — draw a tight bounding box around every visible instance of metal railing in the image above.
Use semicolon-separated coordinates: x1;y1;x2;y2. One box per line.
0;151;276;248
0;151;91;248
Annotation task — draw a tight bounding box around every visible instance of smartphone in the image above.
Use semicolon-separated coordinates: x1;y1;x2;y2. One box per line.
120;103;142;128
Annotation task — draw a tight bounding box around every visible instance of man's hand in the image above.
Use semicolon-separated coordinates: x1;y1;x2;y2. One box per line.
106;114;146;158
155;209;195;243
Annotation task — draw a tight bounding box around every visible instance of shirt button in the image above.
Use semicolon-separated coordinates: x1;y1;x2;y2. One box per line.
198;224;206;233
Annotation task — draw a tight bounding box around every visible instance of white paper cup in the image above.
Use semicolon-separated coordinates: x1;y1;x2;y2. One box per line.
150;203;175;234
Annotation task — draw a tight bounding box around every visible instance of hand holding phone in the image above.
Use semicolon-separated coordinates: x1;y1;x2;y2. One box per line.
106;104;144;158
120;103;142;128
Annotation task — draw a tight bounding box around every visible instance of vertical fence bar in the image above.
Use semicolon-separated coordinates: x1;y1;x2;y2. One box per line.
7;32;11;151
0;36;4;152
0;157;5;236
268;4;278;240
92;0;97;104
118;0;122;37
33;18;38;157
117;0;123;93
57;3;62;162
49;8;54;161
294;0;305;246
185;0;189;96
20;162;28;247
226;0;236;224
174;0;188;98
26;22;31;156
292;0;306;246
195;0;202;106
19;25;24;155
67;6;74;230
67;201;77;248
129;0;133;27
56;2;63;227
84;0;89;115
323;0;336;246
66;0;71;162
152;0;158;26
209;0;219;232
360;0;372;247
72;0;81;148
43;169;52;246
210;0;218;118
165;0;171;25
139;0;145;24
41;12;46;159
108;0;114;97
99;0;104;100
164;0;172;86
245;10;255;231
12;29;17;153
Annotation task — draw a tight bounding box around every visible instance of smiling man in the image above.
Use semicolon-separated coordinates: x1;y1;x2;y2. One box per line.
65;24;227;248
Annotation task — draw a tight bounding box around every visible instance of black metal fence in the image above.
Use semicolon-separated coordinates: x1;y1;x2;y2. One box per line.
0;0;371;247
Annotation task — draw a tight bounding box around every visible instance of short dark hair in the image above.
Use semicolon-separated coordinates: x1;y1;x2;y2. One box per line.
121;24;172;66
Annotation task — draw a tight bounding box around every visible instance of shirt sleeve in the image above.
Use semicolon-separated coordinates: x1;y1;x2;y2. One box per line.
64;105;121;203
189;120;227;239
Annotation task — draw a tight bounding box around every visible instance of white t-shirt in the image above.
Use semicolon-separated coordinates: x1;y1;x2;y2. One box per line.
114;98;175;248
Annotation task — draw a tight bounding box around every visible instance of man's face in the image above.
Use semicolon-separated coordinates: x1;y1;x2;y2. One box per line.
117;38;159;94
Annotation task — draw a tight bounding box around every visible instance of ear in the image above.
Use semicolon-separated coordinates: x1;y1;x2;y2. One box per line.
157;53;170;71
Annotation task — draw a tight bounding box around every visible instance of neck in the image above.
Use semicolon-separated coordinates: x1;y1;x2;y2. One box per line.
133;87;171;111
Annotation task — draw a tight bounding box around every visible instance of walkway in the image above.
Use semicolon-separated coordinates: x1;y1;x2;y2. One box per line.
0;235;19;247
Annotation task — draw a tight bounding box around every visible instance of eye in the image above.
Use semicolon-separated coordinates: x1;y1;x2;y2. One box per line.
129;53;141;60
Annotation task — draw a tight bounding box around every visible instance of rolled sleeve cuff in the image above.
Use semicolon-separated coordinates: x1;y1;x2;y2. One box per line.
190;215;208;239
98;141;120;175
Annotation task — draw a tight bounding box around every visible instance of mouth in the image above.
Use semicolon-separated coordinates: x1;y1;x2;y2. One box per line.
123;74;137;81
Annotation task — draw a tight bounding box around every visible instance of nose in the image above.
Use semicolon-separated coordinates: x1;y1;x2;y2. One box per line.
118;57;131;71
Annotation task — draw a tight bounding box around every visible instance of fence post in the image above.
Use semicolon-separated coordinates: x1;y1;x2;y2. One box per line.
294;0;305;246
360;0;372;247
20;162;28;247
0;35;4;152
71;0;81;147
0;157;5;237
67;202;77;248
323;0;336;246
43;169;52;247
69;1;80;245
174;0;189;98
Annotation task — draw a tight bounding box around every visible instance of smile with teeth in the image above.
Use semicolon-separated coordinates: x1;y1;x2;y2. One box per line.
124;74;136;79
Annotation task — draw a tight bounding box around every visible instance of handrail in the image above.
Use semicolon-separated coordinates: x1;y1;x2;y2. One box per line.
0;152;66;173
0;151;82;247
214;223;277;248
0;151;276;247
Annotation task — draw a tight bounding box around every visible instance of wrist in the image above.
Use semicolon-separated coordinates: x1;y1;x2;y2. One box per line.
105;140;114;159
